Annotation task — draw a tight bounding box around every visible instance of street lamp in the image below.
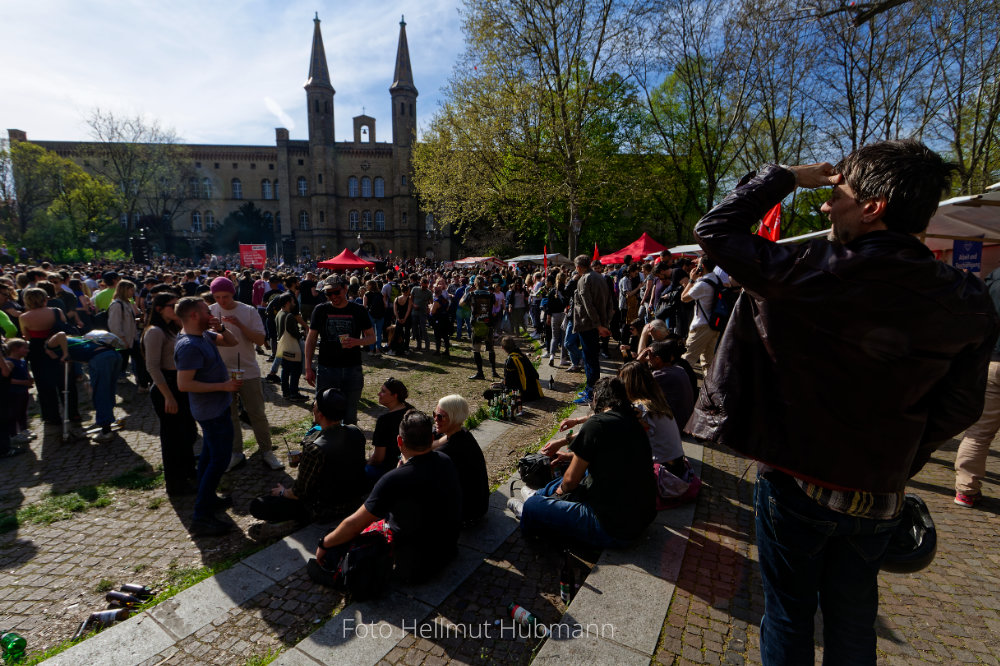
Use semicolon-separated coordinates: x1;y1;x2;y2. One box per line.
89;230;98;261
570;215;582;258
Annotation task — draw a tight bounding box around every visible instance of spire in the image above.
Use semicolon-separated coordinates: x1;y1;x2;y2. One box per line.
305;14;333;91
390;15;418;95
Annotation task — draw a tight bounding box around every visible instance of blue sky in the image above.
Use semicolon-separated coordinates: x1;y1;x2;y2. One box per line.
2;0;466;146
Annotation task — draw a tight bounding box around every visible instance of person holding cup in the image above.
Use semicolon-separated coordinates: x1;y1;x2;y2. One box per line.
248;388;367;529
174;296;243;537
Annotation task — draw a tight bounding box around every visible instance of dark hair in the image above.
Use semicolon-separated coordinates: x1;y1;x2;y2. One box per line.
147;292;180;334
836;139;956;234
649;338;685;363
174;296;205;321
500;335;518;353
398;409;433;452
591;377;632;414
316;388;347;421
383;376;409;402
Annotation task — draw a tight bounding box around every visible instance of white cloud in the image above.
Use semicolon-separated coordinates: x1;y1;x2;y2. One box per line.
0;0;464;145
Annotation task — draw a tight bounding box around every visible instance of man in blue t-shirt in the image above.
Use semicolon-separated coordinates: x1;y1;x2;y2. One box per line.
44;331;123;442
174;296;243;536
310;410;461;585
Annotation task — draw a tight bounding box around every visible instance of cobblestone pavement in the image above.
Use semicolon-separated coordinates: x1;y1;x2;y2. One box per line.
653;435;1000;665
0;336;585;662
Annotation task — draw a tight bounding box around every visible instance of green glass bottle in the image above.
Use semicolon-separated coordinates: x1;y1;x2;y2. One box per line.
0;631;27;663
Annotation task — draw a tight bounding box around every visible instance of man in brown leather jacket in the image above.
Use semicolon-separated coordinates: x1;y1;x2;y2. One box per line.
689;140;999;665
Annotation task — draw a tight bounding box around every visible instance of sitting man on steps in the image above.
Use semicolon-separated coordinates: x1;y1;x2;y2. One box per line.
309;409;462;585
248;388;367;534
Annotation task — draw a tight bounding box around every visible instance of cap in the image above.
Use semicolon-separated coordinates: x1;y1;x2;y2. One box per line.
101;271;118;284
323;275;349;290
209;277;236;294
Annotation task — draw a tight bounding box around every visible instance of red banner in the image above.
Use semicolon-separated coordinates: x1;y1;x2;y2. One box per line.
758;203;781;242
239;244;267;269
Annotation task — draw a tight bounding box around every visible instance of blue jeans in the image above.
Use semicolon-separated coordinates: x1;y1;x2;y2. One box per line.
194;411;234;520
316;364;364;425
88;351;122;427
456;309;472;339
563;319;582;366
578;327;600;390
755;473;899;666
370;316;384;351
520;476;631;549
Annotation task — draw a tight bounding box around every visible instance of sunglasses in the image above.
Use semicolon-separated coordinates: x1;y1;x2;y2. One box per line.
326;288;343;296
433;412;448;421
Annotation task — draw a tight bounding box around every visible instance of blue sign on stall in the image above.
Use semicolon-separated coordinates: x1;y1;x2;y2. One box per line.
953;238;983;273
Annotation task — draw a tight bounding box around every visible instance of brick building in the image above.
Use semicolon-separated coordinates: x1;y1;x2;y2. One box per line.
8;15;453;262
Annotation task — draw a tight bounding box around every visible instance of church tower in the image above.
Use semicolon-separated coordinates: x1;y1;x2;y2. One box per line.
305;13;334;145
390;16;419;257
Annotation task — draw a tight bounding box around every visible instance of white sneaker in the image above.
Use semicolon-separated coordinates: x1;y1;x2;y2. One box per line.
226;451;247;472
92;429;115;443
261;450;285;470
506;497;524;519
520;485;535;501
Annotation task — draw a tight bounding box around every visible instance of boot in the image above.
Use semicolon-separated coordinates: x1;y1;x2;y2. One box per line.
468;352;485;380
489;351;500;378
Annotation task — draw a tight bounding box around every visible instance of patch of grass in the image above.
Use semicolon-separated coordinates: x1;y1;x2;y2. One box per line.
464;403;491;431
95;579;114;593
147;497;165;510
488;401;578;494
0;465;164;532
133;563;147;574
137;543;269;612
245;647;283;666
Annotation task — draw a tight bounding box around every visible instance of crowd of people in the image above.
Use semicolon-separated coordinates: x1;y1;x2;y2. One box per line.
3;140;1000;663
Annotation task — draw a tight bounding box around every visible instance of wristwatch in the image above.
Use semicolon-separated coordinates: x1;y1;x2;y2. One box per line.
316;536;328;551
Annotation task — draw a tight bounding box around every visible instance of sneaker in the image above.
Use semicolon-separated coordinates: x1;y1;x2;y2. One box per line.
548;358;555;367
468;372;486;380
92;428;116;443
190;516;233;537
212;494;234;511
573;392;592;405
506;497;524;519
492;370;501;378
954;491;981;507
261;451;285;471
264;373;280;384
520;485;535;501
226;451;247;472
541;352;550;359
567;364;583;373
561;359;572;366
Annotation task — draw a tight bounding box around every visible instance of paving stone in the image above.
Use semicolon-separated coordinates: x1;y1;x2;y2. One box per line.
45;613;175;666
456;506;519;554
533;630;651;665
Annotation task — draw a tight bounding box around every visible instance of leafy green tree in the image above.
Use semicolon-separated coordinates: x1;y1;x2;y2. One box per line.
214;202;271;254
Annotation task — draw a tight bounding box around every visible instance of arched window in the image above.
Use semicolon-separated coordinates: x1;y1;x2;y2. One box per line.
349;210;359;231
191;211;202;232
263;211;274;231
361;177;372;198
202;177;212;198
425;213;435;233
298;210;309;230
374;210;385;231
362;210;372;231
231;178;242;200
297;176;308;197
374;177;385;198
189;177;199;198
119;212;128;227
348;176;359;197
261;180;272;200
205;211;215;230
273;180;279;199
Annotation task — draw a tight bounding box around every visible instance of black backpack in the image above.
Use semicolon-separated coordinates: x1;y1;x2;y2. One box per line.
518;453;554;489
699;277;738;332
336;531;392;601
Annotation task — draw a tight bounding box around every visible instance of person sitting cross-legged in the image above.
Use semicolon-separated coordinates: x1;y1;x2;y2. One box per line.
309;409;462;586
249;388;367;528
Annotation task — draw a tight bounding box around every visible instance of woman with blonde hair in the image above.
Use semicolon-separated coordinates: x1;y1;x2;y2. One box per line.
432;394;488;525
108;280;148;390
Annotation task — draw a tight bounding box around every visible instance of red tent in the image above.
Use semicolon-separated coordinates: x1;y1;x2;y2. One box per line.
317;248;375;271
599;232;668;265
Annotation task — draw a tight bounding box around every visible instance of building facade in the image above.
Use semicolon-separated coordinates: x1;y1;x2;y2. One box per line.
9;15;453;262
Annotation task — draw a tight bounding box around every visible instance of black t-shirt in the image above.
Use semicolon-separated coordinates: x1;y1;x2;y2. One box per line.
302;424;367;519
371;406;409;472
299;280;319;306
364;450;462;582
569;409;656;541
437;429;489;523
182;280;200;296
237;278;254;304
470;289;494;326
310;301;371;368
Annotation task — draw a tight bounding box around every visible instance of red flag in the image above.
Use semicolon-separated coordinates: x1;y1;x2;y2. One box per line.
593;242;600;262
543;245;548;277
758;203;781;242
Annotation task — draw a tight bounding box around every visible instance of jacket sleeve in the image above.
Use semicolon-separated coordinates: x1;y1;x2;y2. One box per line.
910;325;999;477
694;165;804;298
